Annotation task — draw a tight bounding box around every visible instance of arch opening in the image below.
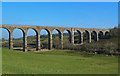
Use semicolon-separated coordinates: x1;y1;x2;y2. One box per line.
91;31;97;41
40;29;50;50
0;28;10;48
63;30;71;49
83;30;90;43
27;29;38;51
105;31;110;39
52;29;61;49
98;31;103;39
13;28;24;51
74;30;81;44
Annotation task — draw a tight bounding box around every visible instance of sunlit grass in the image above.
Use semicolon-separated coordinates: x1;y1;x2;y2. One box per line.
2;48;118;74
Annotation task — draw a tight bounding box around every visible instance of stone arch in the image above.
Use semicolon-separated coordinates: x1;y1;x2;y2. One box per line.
27;28;38;51
0;27;10;37
83;30;90;43
91;31;97;41
14;28;25;33
74;30;81;44
105;31;109;36
1;27;10;33
40;28;50;35
40;29;51;50
52;29;61;49
105;31;110;39
27;28;38;35
63;30;72;49
12;28;25;51
52;29;61;35
98;31;103;39
0;28;10;49
63;30;72;43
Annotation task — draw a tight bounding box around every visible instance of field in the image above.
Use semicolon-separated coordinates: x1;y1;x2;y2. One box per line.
2;48;118;74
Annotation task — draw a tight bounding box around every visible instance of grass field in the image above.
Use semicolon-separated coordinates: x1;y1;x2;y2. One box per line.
2;48;118;74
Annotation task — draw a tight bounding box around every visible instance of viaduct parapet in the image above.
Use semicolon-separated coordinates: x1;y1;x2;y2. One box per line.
1;25;110;52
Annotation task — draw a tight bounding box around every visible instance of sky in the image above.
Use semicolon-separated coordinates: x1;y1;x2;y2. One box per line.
1;2;118;39
1;0;120;2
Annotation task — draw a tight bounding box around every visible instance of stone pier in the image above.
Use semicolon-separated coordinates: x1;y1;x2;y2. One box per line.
1;25;110;52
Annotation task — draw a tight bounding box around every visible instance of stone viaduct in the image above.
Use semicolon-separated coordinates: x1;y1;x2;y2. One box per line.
1;25;110;52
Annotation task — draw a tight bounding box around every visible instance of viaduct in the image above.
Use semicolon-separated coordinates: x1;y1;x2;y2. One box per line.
1;25;110;52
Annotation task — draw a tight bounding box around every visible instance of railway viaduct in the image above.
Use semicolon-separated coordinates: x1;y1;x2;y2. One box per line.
1;25;110;52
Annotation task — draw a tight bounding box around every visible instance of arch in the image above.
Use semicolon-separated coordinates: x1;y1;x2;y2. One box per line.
63;30;72;49
40;28;50;35
12;28;24;51
0;28;10;39
105;31;110;39
1;27;10;34
40;29;50;50
63;30;71;43
27;28;38;51
0;28;10;48
74;30;81;44
105;31;109;36
52;29;61;35
27;28;38;35
13;28;25;38
91;31;97;41
52;29;61;49
98;31;103;39
83;30;90;43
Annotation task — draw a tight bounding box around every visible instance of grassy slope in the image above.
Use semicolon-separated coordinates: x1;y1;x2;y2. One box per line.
2;48;118;74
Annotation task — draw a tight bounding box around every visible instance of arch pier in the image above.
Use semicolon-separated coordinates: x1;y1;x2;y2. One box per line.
1;25;110;52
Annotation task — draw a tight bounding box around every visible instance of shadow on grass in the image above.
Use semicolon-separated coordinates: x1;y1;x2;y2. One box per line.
13;48;23;51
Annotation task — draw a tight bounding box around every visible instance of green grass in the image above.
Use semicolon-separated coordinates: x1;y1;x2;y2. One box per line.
2;48;118;74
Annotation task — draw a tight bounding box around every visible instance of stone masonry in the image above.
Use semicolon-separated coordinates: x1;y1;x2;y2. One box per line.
1;25;110;52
